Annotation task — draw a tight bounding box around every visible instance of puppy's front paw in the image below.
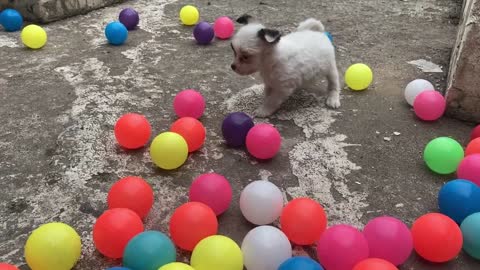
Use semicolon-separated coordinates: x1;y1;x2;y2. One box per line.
326;93;341;109
254;107;273;118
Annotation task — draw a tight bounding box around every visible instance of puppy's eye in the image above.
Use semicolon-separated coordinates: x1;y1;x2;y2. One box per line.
240;55;250;62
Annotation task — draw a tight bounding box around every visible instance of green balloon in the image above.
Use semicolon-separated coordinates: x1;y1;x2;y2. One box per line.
423;137;464;174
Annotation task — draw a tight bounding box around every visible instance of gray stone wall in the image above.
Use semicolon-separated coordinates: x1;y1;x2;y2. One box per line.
0;0;125;23
446;0;480;123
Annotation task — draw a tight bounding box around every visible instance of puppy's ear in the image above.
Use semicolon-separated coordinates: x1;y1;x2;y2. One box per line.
257;28;281;44
237;14;253;25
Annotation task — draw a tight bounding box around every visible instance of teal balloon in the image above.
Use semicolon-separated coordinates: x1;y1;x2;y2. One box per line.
123;231;176;270
107;268;130;270
461;213;480;259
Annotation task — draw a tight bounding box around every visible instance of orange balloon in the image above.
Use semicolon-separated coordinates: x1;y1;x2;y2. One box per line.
0;263;19;270
171;117;206;152
280;198;327;245
353;258;398;270
466;138;480;156
169;202;218;251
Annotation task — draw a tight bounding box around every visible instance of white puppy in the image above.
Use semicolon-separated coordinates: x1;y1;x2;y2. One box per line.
231;15;341;117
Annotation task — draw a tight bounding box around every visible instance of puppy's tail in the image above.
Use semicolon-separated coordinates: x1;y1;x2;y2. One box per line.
297;18;325;32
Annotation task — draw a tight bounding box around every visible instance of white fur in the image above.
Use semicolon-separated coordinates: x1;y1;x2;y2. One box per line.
231;18;341;117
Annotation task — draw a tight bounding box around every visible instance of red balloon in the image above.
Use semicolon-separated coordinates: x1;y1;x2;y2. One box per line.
114;113;151;149
280;198;327;245
93;208;144;258
466;138;480;156
170;117;206;152
0;263;19;270
107;176;154;219
353;258;398;270
169;202;218;251
471;125;480;141
411;213;462;263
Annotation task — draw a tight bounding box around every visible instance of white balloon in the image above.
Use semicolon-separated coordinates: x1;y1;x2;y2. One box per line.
404;79;435;106
240;180;284;225
241;225;292;270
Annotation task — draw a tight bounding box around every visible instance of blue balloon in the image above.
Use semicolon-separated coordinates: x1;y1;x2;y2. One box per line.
438;179;480;224
106;268;131;270
461;212;480;260
105;21;128;45
123;231;176;270
278;257;324;270
325;32;333;43
0;8;23;32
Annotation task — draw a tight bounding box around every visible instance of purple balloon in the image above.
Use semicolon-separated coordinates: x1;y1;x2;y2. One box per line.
222;112;254;147
119;8;139;30
363;216;413;266
193;21;214;45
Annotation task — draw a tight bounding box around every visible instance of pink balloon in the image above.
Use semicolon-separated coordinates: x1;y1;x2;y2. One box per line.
363;216;413;266
213;16;235;39
413;90;446;121
246;124;282;160
173;89;205;119
317;224;369;270
457;154;480;186
189;173;232;215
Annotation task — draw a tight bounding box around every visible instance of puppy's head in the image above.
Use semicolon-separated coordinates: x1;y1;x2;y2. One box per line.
230;14;281;75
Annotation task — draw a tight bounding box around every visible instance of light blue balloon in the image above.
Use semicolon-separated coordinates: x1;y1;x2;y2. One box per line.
278;257;324;270
105;21;128;45
461;212;480;259
123;231;176;270
106;267;131;270
325;32;333;43
0;8;23;32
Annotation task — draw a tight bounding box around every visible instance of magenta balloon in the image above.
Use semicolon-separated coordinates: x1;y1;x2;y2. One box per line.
457;154;480;186
317;224;369;270
363;216;413;266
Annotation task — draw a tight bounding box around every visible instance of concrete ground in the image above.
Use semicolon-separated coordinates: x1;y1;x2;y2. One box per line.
1;0;479;269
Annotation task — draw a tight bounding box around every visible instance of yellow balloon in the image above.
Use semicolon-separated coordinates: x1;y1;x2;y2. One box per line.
179;5;199;26
158;262;195;270
150;132;188;170
24;222;81;270
21;24;47;49
344;63;373;91
190;235;243;270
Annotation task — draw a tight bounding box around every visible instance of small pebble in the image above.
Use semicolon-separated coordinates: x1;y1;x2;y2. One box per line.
395;203;404;208
393;132;401;136
384;137;392;141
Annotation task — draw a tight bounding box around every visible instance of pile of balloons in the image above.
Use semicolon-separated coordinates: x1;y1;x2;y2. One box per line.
404;78;447;121
0;8;47;49
104;8;140;45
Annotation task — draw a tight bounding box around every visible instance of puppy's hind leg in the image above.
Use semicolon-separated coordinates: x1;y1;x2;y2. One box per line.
326;62;341;109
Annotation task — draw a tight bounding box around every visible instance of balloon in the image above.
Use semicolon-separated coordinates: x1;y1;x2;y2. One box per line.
114;113;151;149
190;235;243;270
170;117;206;152
93;208;144;258
241;226;292;270
179;5;199;26
24;223;81;270
105;21;128;45
169;202;218;251
189;173;232;215
466;138;480;156
280;198;327;245
123;231;176;270
317;224;369;270
222;112;254;147
363;216;413;266
411;213;462;262
119;8;139;30
246;124;282;160
106;268;130;270
240;180;283;225
0;264;18;270
107;176;154;219
353;258;398;270
0;9;23;32
413;90;446;121
404;79;434;106
194;22;214;45
278;257;324;270
173;89;205;119
150;132;188;170
213;16;235;39
461;212;480;260
423;137;464;174
344;63;373;91
21;24;47;49
471;125;480;141
159;262;194;270
438;179;480;224
457;154;480;186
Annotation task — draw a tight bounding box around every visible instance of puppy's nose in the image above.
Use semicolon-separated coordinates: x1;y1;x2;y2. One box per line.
231;64;236;70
